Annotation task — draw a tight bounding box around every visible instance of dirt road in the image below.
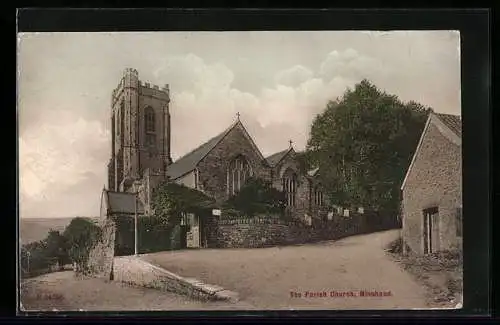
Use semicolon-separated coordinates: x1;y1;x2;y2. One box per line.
143;229;429;310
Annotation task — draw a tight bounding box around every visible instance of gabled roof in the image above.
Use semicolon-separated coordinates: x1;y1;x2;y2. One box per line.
401;112;462;190
103;190;145;215
166;119;266;180
265;147;293;167
435;113;461;137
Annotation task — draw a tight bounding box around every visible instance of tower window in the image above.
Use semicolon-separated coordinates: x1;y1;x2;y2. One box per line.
144;106;156;148
145;106;155;133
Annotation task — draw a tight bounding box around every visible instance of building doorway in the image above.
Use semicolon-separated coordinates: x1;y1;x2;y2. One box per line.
423;207;439;254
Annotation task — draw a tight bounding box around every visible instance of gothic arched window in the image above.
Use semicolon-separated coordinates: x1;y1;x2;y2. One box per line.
227;155;252;196
144;106;156;147
314;186;324;206
282;168;297;207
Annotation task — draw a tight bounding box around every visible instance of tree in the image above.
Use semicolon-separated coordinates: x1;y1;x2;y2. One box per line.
21;240;50;276
151;182;216;228
45;229;69;270
224;177;287;216
306;79;430;214
63;217;102;270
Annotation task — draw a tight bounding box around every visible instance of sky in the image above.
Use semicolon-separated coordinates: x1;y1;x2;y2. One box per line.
17;31;461;218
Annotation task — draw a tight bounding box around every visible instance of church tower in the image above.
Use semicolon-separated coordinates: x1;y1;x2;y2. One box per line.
107;68;172;192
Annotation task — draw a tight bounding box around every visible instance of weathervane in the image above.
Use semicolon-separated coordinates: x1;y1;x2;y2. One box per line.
289;139;293;148
236;112;240;120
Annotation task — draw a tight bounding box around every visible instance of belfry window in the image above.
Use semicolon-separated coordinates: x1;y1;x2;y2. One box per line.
227;156;252;196
282;168;297;207
145;107;155;133
144;107;156;147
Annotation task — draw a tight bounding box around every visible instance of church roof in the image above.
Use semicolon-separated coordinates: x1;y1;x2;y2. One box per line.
166;119;266;180
166;128;230;180
435;113;461;138
103;190;145;215
265;148;293;167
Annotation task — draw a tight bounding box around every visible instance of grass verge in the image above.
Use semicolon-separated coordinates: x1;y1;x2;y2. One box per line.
386;237;463;309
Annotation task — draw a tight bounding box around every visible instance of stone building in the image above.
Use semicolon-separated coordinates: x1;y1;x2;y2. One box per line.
103;69;329;247
107;68;172;193
401;112;462;255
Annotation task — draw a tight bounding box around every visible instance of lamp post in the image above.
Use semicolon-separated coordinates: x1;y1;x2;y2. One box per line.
134;192;138;255
26;250;30;274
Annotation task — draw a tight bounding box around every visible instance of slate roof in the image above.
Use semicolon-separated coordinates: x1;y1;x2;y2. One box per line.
166;119;266;180
435;113;462;138
105;190;145;215
165;129;230;180
265;148;292;167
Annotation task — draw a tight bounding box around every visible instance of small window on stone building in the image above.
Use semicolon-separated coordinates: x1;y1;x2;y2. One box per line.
456;207;462;237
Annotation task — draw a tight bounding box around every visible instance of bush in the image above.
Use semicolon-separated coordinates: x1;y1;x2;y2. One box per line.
45;229;70;269
20;240;52;277
224;178;286;216
387;236;403;254
152;182;216;228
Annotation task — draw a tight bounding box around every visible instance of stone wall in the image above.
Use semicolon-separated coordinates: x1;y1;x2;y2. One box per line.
113;256;238;302
206;216;291;248
86;218;116;279
205;211;394;249
402;117;462;255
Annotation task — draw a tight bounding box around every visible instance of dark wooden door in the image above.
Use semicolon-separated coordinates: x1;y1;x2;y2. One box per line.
423;207;438;254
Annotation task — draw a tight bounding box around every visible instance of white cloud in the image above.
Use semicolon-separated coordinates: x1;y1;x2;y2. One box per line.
274;65;314;87
319;48;385;83
156;53;362;159
19;109;108;217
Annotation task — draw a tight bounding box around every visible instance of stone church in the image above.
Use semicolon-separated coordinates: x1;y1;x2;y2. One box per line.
102;69;328;226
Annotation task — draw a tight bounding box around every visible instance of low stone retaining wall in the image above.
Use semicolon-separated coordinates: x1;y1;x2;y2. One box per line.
206;212;398;248
112;256;239;302
209;216;290;248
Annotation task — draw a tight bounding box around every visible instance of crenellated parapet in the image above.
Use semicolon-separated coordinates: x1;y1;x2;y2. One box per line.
139;81;170;102
112;68;170;107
